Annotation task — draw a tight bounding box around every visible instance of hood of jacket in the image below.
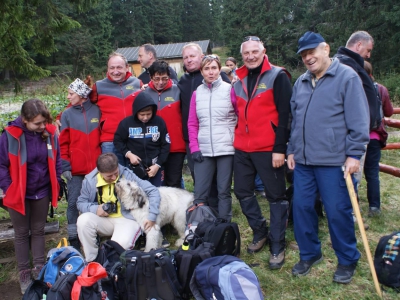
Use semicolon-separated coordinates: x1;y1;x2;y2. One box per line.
132;91;157;122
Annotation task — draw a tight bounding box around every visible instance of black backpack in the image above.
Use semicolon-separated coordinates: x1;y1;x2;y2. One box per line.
374;231;400;291
22;280;49;300
175;241;215;299
194;219;241;257
185;203;218;239
96;240;126;300
119;248;182;300
46;273;77;300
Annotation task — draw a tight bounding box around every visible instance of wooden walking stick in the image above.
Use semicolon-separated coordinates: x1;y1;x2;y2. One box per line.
343;167;382;298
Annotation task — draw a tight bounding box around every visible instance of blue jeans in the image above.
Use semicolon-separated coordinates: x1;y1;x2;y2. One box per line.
293;163;360;265
364;139;381;208
101;142;128;167
254;173;264;191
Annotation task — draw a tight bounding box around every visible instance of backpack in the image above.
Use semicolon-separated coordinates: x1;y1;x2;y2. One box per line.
71;262;108;300
22;280;49;300
374;231;400;291
185;203;218;239
194;219;241;257
46;273;77;300
175;241;215;299
41;245;86;286
96;240;126;300
119;248;182;300
190;255;264;300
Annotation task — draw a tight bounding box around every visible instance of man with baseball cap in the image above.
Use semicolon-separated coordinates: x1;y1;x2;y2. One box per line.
287;31;369;283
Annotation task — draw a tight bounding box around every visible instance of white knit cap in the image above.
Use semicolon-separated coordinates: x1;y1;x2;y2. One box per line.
68;78;92;98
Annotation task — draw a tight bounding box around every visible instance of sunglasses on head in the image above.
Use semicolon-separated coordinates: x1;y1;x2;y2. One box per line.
202;55;219;61
243;36;262;42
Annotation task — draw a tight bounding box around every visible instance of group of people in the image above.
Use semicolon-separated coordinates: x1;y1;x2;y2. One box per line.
0;29;391;294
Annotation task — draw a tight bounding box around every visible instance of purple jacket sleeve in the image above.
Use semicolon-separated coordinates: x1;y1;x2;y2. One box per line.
378;84;394;118
0;132;11;193
231;87;238;116
187;91;200;153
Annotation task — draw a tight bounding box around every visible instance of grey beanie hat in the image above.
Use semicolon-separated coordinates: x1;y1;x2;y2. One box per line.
68;78;92;98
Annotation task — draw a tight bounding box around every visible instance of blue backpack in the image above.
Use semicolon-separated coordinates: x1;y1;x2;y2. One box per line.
39;245;86;286
190;255;264;300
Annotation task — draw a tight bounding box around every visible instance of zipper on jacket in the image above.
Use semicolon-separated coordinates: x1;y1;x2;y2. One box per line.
244;72;262;134
82;105;92;172
302;77;325;164
208;84;214;156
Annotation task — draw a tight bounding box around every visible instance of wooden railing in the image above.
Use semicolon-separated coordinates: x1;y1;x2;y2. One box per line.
380;112;400;177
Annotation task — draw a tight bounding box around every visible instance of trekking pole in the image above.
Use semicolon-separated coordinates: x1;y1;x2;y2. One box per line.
342;166;382;299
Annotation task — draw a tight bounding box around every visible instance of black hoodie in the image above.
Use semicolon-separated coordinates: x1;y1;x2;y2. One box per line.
335;46;381;131
113;92;170;167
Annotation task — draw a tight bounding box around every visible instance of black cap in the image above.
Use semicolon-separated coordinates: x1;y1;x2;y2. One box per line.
297;31;325;54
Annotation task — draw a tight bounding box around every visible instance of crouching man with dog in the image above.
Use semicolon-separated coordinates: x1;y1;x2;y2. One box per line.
76;153;160;262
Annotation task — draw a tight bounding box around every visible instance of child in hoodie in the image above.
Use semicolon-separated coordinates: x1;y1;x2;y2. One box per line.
114;92;170;187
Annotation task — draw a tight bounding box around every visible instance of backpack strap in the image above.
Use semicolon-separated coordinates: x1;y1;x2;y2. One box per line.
189;269;205;300
178;253;193;290
126;255;139;300
155;253;181;297
142;254;158;299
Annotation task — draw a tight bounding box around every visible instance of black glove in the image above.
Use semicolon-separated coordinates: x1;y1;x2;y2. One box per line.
192;151;204;163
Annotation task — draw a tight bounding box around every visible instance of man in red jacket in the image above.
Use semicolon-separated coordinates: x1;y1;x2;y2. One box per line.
233;36;292;269
90;52;142;166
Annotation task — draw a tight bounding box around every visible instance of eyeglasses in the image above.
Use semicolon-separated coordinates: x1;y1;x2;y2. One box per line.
243;36;262;42
152;76;169;82
202;55;219;61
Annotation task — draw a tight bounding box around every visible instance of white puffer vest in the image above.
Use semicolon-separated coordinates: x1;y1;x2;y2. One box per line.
195;77;237;156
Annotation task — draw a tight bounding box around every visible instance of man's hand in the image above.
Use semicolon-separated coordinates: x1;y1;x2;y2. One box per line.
141;84;149;91
143;219;156;232
147;165;159;178
287;154;295;170
272;153;285;168
62;171;72;181
96;205;109;217
343;157;360;178
127;152;141;165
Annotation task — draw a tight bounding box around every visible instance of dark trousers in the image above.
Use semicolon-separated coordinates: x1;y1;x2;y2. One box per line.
293;164;360;265
163;152;186;188
364;139;381;208
67;175;84;241
194;155;233;221
9;196;50;271
234;150;288;252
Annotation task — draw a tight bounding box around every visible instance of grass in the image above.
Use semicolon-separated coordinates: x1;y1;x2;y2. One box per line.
1;68;400;299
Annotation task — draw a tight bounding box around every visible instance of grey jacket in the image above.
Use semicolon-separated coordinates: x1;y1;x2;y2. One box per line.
77;165;160;221
287;58;369;165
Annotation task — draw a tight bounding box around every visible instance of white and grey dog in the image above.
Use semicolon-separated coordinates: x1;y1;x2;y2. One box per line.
115;177;193;252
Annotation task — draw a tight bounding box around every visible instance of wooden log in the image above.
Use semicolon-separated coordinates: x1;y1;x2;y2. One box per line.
384;118;400;129
382;143;400;150
379;163;400;177
0;220;59;243
393;107;400;114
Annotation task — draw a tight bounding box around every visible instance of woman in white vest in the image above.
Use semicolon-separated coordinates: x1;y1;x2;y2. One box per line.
187;55;237;221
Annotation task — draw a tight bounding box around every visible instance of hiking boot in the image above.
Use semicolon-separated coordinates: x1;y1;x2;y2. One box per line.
368;207;381;217
247;236;267;254
269;251;285;270
19;269;32;295
31;264;44;280
162;236;170;248
333;263;356;284
292;254;323;276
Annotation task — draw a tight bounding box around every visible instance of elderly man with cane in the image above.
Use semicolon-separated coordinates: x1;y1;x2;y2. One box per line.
287;31;369;284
